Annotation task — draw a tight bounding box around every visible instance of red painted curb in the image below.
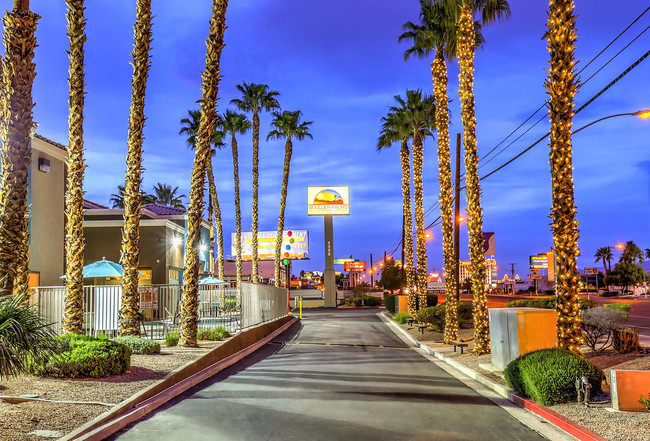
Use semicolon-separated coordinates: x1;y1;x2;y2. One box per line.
511;394;608;441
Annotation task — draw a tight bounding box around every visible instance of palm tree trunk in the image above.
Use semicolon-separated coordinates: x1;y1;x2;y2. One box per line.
0;4;38;296
274;138;293;287
457;6;490;354
412;132;427;310
12;213;30;296
231;133;243;284
207;174;214;274
206;158;224;279
546;0;582;352
400;141;416;316
62;0;86;332
432;51;458;343
119;0;153;336
251;111;260;284
180;0;228;347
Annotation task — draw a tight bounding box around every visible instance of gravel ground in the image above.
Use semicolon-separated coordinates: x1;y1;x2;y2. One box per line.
0;340;223;441
395;319;650;441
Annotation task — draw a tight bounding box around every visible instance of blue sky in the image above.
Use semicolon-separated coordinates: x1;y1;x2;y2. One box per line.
21;0;650;279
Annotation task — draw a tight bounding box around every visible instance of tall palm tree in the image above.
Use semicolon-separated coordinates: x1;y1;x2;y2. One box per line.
622;240;643;265
267;110;313;286
179;109;226;280
62;0;86;333
151;183;186;208
119;0;153;336
231;83;280;283
0;0;39;296
378;108;416;314
545;0;581;352
180;0;229;348
219;110;251;285
399;0;465;343
594;246;612;289
444;0;510;355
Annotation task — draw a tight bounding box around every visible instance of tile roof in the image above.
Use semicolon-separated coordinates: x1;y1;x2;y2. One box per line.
33;133;67;151
83;199;109;209
141;203;186;216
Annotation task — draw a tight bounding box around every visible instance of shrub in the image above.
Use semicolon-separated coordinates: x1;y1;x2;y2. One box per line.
416;306;445;331
345;297;354;306
384;294;396;314
505;297;595;311
363;296;381;307
165;332;179;347
394;313;411;324
505;299;529;308
210;327;231;340
640;393;650;411
352;297;363;307
612;328;642;354
581;307;626;351
504;348;604;406
112;336;161;354
222;299;238;312
426;294;438;307
580;299;598;310
604;303;631;321
457;301;473;323
197;330;212;340
543;289;556;296
34;334;131;378
600;291;619;297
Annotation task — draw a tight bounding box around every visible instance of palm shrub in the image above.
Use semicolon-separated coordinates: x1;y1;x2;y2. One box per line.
165;332;179;347
612;328;642;354
504;348;604;406
0;291;57;378
112;335;161;354
580;307;626;352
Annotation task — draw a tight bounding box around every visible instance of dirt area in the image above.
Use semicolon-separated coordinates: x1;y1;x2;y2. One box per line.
393;318;650;441
0;340;224;441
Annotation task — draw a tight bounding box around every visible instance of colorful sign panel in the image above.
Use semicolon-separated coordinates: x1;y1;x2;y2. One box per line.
483;232;495;256
344;261;366;272
529;255;548;269
334;258;355;264
307;186;350;215
232;230;309;261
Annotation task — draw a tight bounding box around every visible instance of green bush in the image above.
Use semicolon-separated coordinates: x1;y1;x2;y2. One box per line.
505;299;529;308
600;291;619;297
504;348;604;406
394;313;411;324
416;306;445;331
112;336;161;354
345;297;354;306
197;330;212;340
34;334;131;378
165;332;179;347
426;294;438;307
543;289;556;296
210;327;231;340
384;294;396;314
352;297;363;307
363;296;381;307
604;303;631;321
505;297;595;311
580;299;598;310
457;301;473;322
222;299;238;312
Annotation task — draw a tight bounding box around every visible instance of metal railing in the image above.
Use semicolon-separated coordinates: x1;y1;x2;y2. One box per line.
31;282;289;339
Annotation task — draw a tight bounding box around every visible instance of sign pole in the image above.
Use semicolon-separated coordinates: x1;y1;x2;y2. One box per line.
324;214;336;307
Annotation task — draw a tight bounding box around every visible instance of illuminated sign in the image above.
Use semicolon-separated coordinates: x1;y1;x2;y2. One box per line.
529;255;548;269
307;186;350;215
483;232;495;256
334;258;354;264
344;261;366;271
584;267;598;275
233;230;309;261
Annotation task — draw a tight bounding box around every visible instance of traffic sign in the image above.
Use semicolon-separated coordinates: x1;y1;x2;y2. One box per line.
584;267;598;275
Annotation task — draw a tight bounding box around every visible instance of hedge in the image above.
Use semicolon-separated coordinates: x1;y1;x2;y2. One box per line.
112;335;161;354
504;348;604;406
384;294;396;314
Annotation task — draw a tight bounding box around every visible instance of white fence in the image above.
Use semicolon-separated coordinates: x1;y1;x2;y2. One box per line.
31;284;240;338
239;282;289;329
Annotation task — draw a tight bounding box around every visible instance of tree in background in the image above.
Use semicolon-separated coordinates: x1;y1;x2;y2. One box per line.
151;183;186;208
231;82;280;283
267;110;313;287
594;246;612;289
219;110;251;285
378;258;402;293
119;0;154;336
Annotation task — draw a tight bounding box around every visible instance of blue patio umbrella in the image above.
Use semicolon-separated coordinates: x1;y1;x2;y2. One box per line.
198;276;229;285
60;259;144;279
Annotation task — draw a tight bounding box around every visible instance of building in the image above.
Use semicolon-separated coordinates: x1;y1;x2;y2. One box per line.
83;202;212;285
458;258;498;289
27;133;67;287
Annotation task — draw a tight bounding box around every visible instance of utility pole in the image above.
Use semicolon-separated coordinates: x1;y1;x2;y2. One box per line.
453;133;462;301
509;263;516;279
370;253;374;287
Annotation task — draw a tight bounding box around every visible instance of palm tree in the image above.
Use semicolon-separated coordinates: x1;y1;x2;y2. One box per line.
0;0;38;296
179;108;226;280
219;110;251;285
622;241;643;265
400;0;475;344
110;185;126;208
151;183;186;208
443;0;510;355
62;0;87;333
231;82;280;283
594;246;612;289
179;0;228;348
267;110;313;286
377;108;416;315
545;0;581;352
119;0;154;336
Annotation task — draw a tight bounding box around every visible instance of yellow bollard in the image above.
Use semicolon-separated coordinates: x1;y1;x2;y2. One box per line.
299;296;303;319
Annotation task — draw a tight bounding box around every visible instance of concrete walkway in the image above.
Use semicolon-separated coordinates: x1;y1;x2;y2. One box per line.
110;309;549;441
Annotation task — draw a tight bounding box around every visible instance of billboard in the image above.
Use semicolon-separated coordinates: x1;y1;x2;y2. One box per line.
584;267;598;275
529;255;548;269
483;232;495;256
344;261;366;271
334;258;354;264
307;186;350;215
232;230;309;261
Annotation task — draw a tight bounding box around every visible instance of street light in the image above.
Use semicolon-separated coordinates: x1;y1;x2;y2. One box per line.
573;109;650;134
